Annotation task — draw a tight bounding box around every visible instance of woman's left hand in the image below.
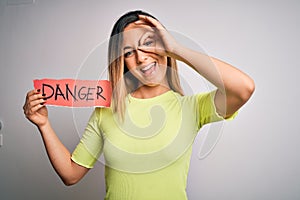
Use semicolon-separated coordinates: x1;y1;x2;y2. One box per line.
135;15;181;59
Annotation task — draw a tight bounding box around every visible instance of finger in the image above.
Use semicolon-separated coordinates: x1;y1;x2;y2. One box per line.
29;98;46;109
27;103;46;116
137;46;155;53
24;89;40;110
138;46;166;56
25;96;46;112
134;20;152;26
132;22;157;33
28;93;45;102
26;89;38;99
26;88;42;100
138;15;164;29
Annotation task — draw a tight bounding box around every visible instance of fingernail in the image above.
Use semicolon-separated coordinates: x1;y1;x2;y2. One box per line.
43;98;47;101
40;103;45;105
37;89;41;92
42;94;46;97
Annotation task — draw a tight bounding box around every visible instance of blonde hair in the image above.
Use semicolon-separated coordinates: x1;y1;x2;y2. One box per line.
108;10;183;121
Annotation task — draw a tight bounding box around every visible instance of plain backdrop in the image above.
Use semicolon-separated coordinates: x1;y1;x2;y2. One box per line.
0;0;300;199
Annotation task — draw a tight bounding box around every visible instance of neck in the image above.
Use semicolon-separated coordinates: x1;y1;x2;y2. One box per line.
132;84;171;99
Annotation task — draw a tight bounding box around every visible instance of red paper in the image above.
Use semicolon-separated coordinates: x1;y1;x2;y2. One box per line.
33;79;112;107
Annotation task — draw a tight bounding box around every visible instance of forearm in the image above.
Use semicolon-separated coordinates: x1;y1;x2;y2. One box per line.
174;45;254;97
23;89;88;185
38;121;78;185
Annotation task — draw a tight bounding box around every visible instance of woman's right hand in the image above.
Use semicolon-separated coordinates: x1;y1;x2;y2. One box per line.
23;89;48;127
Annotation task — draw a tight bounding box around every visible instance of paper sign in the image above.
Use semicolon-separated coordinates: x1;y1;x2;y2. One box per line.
33;79;112;107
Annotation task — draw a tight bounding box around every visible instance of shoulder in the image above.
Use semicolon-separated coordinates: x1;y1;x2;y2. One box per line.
174;90;215;103
94;106;113;115
92;107;114;122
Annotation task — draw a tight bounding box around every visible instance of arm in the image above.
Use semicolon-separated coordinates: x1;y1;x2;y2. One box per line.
137;15;255;117
38;121;89;186
173;47;255;118
23;90;89;186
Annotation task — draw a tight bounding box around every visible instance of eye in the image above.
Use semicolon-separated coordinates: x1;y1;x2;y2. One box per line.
124;50;134;58
144;40;154;46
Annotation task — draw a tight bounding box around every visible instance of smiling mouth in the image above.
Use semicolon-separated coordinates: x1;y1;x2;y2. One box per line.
140;62;156;75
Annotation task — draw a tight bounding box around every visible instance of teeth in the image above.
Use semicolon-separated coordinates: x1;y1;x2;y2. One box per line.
141;63;155;72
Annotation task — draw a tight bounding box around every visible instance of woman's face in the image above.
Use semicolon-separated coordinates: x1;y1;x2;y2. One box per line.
122;21;168;87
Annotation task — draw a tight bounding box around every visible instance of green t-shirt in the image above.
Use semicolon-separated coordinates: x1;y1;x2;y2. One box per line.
71;90;236;200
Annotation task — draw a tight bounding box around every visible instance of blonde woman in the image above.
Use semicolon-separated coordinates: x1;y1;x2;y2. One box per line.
23;10;255;200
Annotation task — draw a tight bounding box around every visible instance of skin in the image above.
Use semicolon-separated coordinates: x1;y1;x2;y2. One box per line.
23;15;255;186
23;90;89;185
122;23;170;98
131;15;255;118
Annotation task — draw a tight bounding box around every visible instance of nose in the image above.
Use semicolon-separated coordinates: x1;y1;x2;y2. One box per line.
136;49;148;63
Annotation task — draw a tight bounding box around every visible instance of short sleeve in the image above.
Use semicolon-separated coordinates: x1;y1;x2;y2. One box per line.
71;108;103;168
196;90;238;130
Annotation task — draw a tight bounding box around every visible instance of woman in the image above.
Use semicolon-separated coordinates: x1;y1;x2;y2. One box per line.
23;10;255;200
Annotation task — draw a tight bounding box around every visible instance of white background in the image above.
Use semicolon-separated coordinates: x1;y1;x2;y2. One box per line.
0;0;299;199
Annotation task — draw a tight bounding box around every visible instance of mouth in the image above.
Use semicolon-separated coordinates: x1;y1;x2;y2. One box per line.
140;62;156;75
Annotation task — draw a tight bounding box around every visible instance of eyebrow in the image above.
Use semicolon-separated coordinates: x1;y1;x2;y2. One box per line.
123;46;133;51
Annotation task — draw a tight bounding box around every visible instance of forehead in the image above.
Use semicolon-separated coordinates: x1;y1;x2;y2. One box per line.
122;23;155;44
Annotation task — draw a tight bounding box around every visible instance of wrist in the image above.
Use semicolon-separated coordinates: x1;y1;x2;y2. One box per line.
171;44;188;62
37;120;51;133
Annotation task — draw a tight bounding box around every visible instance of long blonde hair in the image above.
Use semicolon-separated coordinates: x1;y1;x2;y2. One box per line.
108;10;183;120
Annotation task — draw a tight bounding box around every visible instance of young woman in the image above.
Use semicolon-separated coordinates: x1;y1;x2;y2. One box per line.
23;10;254;200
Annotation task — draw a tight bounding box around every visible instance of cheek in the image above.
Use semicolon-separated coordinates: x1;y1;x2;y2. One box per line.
158;56;168;67
124;59;136;71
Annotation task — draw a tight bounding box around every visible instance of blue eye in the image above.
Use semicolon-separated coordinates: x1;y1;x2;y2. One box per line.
144;40;154;46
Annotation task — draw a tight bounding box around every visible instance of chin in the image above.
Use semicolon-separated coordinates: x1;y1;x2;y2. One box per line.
139;77;168;88
144;82;160;87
